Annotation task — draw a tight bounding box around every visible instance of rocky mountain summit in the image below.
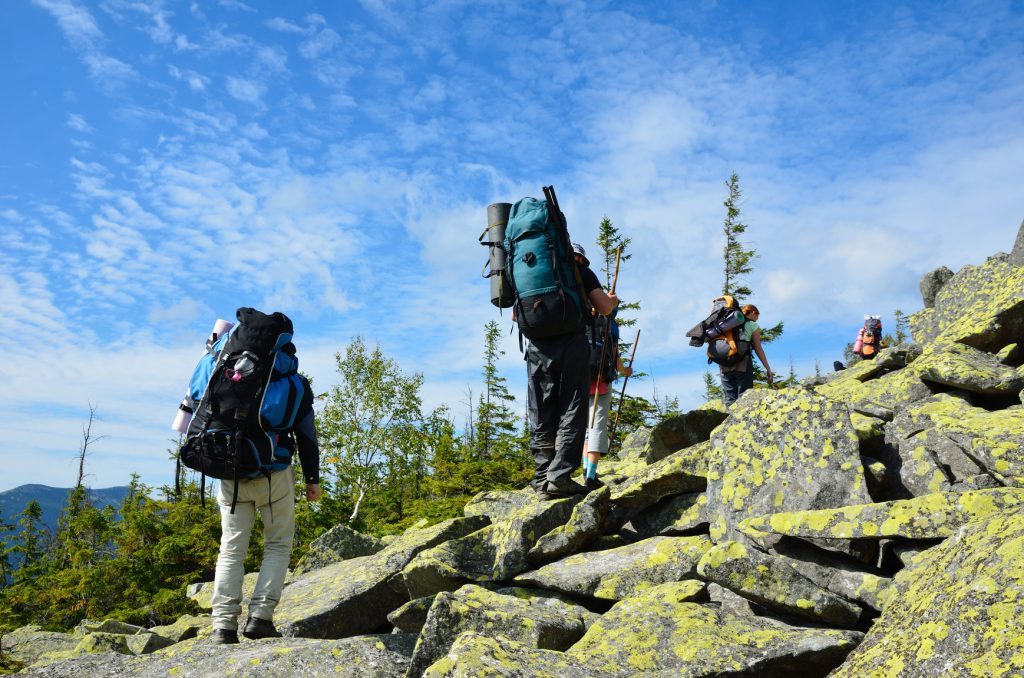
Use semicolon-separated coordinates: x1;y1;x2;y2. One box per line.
6;223;1024;677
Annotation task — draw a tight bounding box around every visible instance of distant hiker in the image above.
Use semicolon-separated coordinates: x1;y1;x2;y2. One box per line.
177;308;321;645
583;310;632;489
503;190;618;500
687;297;773;408
853;315;883;360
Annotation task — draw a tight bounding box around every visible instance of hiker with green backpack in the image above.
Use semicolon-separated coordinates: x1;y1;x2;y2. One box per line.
499;189;618;500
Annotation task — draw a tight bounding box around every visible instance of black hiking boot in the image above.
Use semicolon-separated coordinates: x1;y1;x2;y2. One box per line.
584;477;605;492
543;479;588;498
242;616;282;640
211;628;239;645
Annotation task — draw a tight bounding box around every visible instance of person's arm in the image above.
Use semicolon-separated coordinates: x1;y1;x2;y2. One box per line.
589;289;618;316
751;329;774;384
292;378;322;501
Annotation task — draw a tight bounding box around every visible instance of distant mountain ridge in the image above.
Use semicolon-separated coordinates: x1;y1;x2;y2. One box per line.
0;484;131;536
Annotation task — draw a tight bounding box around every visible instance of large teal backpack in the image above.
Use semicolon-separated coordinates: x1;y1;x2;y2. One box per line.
504;197;586;339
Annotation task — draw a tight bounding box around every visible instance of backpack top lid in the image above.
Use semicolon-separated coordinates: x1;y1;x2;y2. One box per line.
234;307;294;353
863;315;882;333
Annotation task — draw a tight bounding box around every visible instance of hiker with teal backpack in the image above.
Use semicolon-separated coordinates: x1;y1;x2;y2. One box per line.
176;308;321;644
497;188;618;500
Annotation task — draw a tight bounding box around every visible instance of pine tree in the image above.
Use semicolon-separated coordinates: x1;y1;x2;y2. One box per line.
722;173;756;299
718;173;783;384
702;372;723;403
475;321;517;461
893;309;910;345
10;501;47;582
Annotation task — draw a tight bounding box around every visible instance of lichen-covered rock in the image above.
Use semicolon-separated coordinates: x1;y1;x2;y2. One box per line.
18;634;417;678
402;498;576;598
910;254;1024;351
920;265;955;308
292;523;384;575
422;633;604;678
406;584;590;677
73;620;148;637
738;487;1024;543
188;571;261;611
2;625;79;666
617;409;726;464
38;632;132;664
513;535;712;601
914;342;1024;395
149;614;211;643
462;489;540;521
608;442;707;513
833;510;1024;677
627;491;707;538
565;584;861;676
882;393;1003;497
885;392;1024;487
528;487;609;565
388;595;435;633
125;632;175;655
706;388;872;552
771;547;895;612
696;541;863;628
275;515;489;638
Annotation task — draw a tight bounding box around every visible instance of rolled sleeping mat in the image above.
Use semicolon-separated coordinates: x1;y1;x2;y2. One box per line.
486;202;515;308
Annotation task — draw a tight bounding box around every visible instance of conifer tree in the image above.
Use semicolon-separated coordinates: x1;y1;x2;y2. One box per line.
10;501;46;582
722;173;755;299
702;372;723;403
475;320;517;461
718;173;784;382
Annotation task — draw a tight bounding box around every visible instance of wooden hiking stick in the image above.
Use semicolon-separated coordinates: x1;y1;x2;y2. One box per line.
588;248;622;429
608;328;641;446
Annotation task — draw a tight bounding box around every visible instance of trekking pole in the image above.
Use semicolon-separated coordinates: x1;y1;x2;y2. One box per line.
608;328;641;447
543;185;593;316
588;248;622;429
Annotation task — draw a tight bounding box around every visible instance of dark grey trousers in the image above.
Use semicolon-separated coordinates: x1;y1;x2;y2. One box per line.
526;331;590;489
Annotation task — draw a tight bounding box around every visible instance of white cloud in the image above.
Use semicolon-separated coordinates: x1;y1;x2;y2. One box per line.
299;27;341;59
67;113;92;132
225;75;266;103
266;17;307;34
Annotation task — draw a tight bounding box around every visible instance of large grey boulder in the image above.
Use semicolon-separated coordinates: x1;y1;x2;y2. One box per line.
833;509;1024;677
17;634;417;678
608;442;707;514
914;342;1024;396
626;491;707;538
405;584;590;677
461;489;539;521
401;496;577;598
910;255;1024;350
565;583;862;676
513;535;712;600
422;633;607;677
919;266;954;308
706;388;873;553
292;523;384;575
696;541;863;628
1010;218;1024;267
618;409;726;464
274;515;489;638
527;486;610;565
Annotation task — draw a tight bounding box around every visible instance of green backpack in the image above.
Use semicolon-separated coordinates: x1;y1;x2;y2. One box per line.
504;197;586;340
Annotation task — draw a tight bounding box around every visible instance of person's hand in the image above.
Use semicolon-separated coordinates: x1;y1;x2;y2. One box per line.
623;365;634;378
305;483;322;502
607;293;620;311
765;370;775;385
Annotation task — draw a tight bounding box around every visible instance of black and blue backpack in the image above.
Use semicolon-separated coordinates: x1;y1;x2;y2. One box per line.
179;307;304;511
587;315;620;383
504;196;587;340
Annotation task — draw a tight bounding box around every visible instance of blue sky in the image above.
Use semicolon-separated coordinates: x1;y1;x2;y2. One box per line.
1;0;1022;493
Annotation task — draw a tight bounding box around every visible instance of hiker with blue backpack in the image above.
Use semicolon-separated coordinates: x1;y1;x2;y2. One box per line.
175;308;321;644
492;188;618;500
